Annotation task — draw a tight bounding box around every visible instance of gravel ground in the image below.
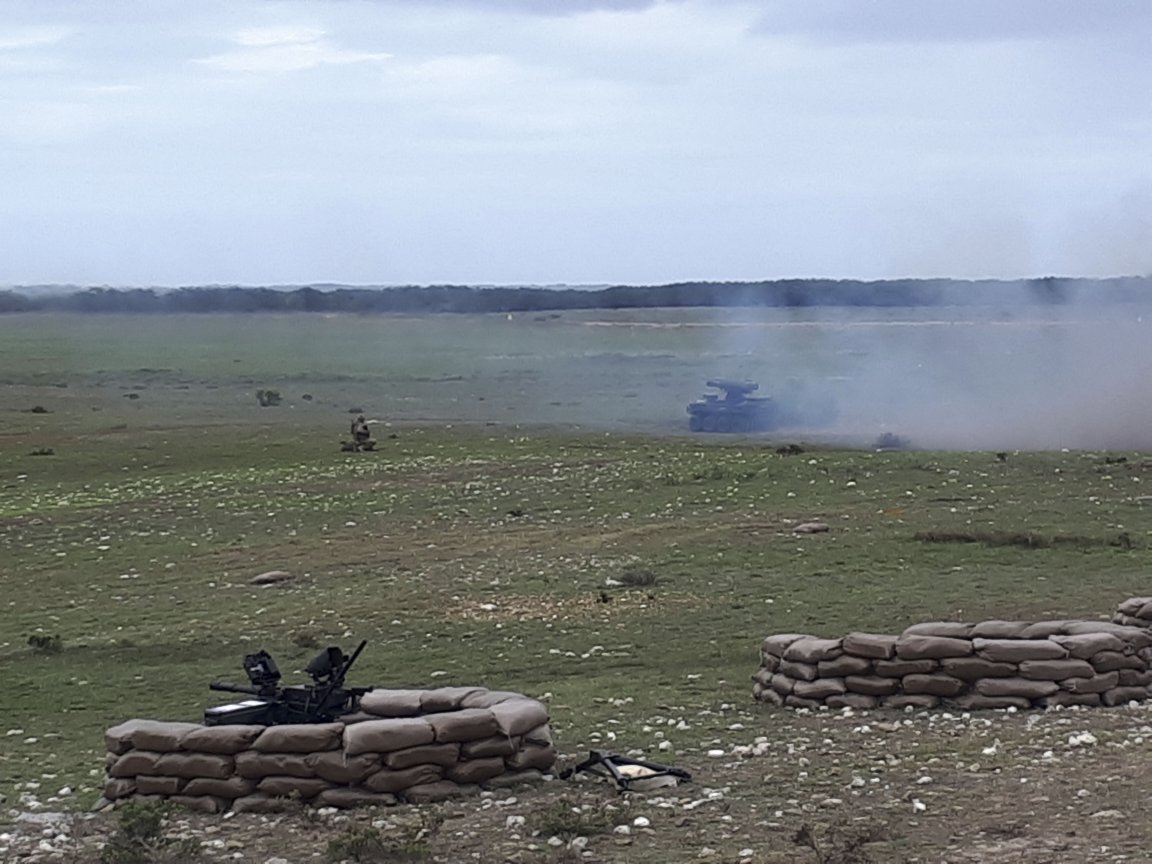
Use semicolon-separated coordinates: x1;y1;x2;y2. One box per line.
5;699;1152;864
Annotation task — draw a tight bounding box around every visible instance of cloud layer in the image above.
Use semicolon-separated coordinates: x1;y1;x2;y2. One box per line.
1;0;1149;285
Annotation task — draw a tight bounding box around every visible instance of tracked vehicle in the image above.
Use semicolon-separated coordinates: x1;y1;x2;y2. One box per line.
687;379;779;433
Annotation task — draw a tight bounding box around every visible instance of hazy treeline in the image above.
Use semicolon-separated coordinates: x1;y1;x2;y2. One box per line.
0;276;1148;314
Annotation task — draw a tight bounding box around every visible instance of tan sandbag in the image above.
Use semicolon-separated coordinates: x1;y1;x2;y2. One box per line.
758;653;781;673
256;776;333;799
483;769;544;789
760;633;813;657
817;655;873;677
974;678;1058;699
757;688;785;707
895;636;973;661
105;751;119;771
490;699;549;737
446;757;506;784
109;750;164;778
970;620;1034;639
105;720;171;755
338;711;377;725
168;795;226;814
313;788;398;809
358;689;426;718
402;781;479;804
1060;672;1119;694
180;725;265;755
129;722;203;753
841;632;897;660
826;693;879;710
505;744;556;772
791;678;846;701
420;687;486;713
1049;632;1130;659
1135;600;1152;621
768;673;796;695
1018;659;1096;680
784;694;821;709
305;751;381;784
1019;621;1073;639
1041;691;1101;708
1117;669;1152;688
427;708;500;743
183;776;256;799
948;694;1031;711
103;778;137;800
1116;596;1152;616
777;660;818;682
1090;651;1145;672
973;639;1067;663
135;776;186;796
363;764;443;793
782;637;843;664
236;751;313;780
874;658;937;677
901;622;974;639
901;674;965;698
939;657;1017;680
844;676;901;697
153;752;235;781
1102;686;1149;706
229;793;292;814
252;723;344;754
343;718;436;757
882;694;940;710
459;690;525;709
753;668;775;689
522;724;553;747
1060;622;1152;650
460;736;520;759
384;743;462;770
1113;614;1148;629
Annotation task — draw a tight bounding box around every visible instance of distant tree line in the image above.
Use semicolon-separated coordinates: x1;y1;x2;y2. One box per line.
0;277;1148;315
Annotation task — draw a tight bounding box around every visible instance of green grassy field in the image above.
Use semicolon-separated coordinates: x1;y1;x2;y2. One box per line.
2;311;1151;836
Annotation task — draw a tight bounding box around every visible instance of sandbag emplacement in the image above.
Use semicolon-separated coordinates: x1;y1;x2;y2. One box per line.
755;598;1152;712
105;687;555;812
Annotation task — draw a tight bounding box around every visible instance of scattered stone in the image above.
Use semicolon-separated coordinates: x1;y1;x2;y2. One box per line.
250;570;293;585
792;522;830;534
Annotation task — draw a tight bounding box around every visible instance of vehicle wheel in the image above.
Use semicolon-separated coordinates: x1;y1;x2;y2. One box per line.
716;415;734;433
689;415;703;432
701;415;718;433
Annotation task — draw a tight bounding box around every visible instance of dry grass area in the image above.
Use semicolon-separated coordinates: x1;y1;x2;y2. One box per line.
4;311;1152;863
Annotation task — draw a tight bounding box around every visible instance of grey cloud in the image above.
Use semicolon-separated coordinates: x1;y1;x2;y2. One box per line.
752;0;1152;45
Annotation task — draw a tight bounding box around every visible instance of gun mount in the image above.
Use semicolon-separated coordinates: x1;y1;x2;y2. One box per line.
205;640;372;726
687;379;779;434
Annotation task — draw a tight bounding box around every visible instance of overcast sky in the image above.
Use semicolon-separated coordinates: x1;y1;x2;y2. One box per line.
2;0;1150;287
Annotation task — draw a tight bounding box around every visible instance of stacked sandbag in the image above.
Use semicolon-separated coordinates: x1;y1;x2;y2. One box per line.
753;618;1152;711
1112;597;1152;630
104;687;555;812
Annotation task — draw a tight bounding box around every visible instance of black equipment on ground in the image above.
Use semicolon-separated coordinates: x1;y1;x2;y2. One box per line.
204;640;372;726
560;750;693;792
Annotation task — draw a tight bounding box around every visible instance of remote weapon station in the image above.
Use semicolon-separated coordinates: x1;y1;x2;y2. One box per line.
204;640;372;726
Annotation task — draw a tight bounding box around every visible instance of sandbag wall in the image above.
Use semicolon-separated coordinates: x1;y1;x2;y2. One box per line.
1113;596;1152;630
753;620;1152;711
103;687;556;812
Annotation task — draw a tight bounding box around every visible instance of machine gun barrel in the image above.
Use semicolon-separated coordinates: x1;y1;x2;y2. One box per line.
209;681;264;696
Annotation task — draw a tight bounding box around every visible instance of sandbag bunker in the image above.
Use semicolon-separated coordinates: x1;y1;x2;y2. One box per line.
754;603;1152;712
103;687;556;812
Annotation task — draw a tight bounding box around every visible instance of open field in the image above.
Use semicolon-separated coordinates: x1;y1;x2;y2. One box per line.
3;310;1152;862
